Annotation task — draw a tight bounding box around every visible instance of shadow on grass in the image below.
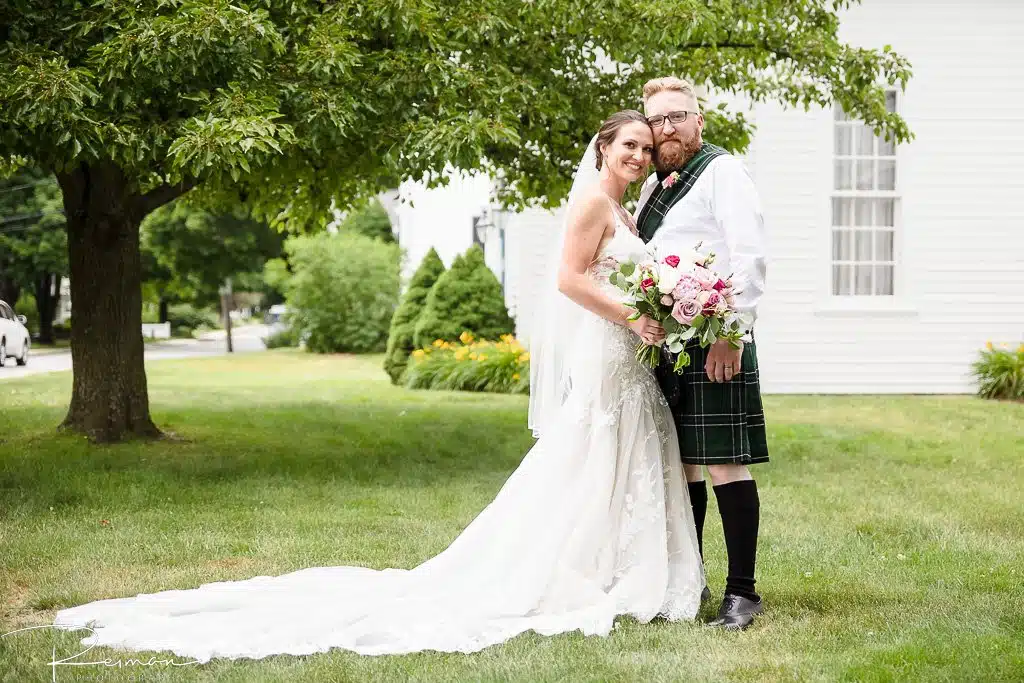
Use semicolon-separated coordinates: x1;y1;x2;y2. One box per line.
0;398;538;515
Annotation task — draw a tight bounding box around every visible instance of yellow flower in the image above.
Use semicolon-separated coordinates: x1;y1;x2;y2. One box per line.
512;373;520;381
412;349;426;358
433;339;444;348
985;341;994;351
519;352;530;363
459;331;475;345
500;333;514;343
469;353;478;360
478;354;487;361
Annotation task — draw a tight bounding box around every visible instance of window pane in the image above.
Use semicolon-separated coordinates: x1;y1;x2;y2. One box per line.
877;160;896;190
854;198;872;226
874;265;894;295
856;159;874;190
834;125;853;156
832;198;853;226
856;124;875;155
833;265;854;295
875;199;895;226
875;230;894;261
885;90;897;113
855;230;873;261
832;230;854;261
854;265;873;295
834;160;853;190
878;134;896;157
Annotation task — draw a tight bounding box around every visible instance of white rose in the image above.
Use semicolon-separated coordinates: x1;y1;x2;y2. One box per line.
657;263;682;294
696;290;711;306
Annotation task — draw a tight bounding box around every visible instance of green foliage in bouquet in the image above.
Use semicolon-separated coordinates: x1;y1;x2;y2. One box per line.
404;332;530;395
383;248;446;384
285;232;401;354
413;246;514;349
972;342;1024;401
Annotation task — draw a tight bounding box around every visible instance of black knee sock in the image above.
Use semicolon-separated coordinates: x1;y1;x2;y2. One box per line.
713;480;761;602
688;480;708;561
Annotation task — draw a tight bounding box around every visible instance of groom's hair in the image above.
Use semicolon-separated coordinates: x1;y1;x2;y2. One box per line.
642;77;699;109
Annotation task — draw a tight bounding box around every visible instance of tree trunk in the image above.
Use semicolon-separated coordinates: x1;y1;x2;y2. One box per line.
57;162;161;442
158;297;169;324
0;275;20;309
34;273;57;345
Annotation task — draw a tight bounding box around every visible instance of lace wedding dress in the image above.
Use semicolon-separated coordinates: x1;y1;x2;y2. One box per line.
53;211;705;662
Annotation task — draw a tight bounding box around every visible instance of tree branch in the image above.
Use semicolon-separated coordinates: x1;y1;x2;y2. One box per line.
139;178;198;214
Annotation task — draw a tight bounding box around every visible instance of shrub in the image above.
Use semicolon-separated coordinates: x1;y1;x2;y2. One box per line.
404;331;530;394
413;245;514;349
972;342;1024;401
284;231;401;354
338;199;396;243
264;326;301;349
167;303;219;337
15;291;39;334
383;248;446;384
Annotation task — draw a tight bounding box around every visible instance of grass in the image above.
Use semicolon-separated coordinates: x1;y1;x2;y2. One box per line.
1;350;1022;682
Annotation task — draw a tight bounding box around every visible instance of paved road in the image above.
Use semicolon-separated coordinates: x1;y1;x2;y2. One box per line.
0;324;270;380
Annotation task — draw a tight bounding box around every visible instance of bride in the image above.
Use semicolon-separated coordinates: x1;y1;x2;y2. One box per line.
53;111;705;662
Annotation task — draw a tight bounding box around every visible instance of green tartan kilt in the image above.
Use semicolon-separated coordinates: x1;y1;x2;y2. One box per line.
654;337;770;466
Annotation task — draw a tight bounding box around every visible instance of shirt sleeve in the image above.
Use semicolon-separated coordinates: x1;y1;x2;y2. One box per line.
709;156;767;341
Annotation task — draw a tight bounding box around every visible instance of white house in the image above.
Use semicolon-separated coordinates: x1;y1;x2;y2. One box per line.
393;0;1024;394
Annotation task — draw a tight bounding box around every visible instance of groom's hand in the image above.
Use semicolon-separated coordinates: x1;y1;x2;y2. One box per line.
706;339;743;383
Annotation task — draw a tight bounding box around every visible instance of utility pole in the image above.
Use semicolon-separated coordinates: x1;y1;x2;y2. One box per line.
220;277;234;353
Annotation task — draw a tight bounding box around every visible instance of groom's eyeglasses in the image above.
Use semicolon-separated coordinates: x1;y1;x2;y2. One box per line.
647;111;698;128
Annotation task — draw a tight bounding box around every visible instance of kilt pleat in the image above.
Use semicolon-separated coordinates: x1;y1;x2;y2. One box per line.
655;338;770;466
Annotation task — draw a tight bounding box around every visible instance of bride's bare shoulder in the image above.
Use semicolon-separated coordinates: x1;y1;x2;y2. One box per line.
567;188;613;231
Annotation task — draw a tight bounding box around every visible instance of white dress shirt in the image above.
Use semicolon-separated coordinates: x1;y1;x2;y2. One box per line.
634;155;767;340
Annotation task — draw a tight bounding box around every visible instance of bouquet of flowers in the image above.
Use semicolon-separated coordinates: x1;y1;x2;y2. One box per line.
607;244;752;373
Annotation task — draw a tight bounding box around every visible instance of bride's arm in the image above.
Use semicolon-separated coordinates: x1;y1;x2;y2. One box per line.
556;193;664;344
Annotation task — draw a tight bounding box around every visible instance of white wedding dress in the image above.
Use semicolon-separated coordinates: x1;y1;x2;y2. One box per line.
53;212;705;662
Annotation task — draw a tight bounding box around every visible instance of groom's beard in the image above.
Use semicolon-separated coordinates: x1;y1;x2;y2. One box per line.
653;133;702;174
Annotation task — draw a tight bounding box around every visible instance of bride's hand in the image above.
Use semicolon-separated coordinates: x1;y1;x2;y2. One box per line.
626;315;665;345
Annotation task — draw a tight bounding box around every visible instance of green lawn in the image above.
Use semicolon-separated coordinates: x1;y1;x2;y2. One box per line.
1;351;1022;682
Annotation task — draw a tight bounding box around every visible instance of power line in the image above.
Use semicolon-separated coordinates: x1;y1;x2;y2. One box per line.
0;210;65;230
0;178;57;195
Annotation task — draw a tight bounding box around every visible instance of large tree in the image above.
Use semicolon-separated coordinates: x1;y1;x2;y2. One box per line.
0;171;68;343
141;200;284;316
0;0;911;440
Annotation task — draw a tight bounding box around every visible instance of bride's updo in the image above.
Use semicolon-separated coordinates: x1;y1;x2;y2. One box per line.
594;110;650;170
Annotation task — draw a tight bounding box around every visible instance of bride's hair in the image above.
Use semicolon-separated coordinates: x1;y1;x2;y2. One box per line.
594;110;649;170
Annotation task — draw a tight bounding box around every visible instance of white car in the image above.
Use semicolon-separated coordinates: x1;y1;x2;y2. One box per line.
0;299;30;367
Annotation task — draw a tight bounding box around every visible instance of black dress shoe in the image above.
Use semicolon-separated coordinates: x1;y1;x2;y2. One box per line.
700;586;712;603
708;593;762;630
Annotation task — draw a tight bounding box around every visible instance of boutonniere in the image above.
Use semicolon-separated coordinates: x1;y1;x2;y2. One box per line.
661;171;681;189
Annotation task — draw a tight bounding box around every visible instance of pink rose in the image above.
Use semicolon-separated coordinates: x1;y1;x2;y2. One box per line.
702;290;722;313
671;298;701;325
660;294;674;306
640;277;655;292
663;254;681;268
693;267;717;289
672;274;702;300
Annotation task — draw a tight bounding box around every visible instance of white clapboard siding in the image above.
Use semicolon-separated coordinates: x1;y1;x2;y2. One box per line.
750;0;1024;393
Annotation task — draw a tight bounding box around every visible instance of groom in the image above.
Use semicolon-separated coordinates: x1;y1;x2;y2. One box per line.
634;77;770;630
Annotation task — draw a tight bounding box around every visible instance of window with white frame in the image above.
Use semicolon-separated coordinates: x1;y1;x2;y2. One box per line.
831;90;898;296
